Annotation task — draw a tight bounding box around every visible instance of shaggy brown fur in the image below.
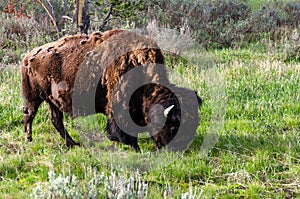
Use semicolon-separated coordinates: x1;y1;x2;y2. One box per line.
21;30;124;147
21;29;167;148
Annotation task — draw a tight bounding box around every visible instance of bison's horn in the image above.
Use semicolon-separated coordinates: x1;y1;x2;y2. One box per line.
164;105;175;118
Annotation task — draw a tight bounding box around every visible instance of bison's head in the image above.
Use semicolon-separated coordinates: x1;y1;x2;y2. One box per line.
147;86;202;150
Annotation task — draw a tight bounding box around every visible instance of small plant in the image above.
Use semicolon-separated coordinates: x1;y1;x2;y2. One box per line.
31;170;82;199
285;45;300;63
181;181;203;199
101;171;148;199
31;170;149;198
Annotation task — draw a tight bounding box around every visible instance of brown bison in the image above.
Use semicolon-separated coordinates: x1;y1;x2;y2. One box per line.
21;29;201;151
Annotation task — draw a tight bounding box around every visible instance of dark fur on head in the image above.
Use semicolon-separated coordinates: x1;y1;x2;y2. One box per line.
106;83;202;151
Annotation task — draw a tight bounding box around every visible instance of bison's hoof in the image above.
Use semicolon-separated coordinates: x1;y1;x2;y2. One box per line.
66;140;80;148
131;145;141;153
26;136;33;142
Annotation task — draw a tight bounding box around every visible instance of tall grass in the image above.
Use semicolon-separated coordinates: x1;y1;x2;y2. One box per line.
0;49;299;198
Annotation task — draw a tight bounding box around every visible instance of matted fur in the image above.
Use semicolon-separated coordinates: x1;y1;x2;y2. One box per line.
21;29;169;148
21;30;124;147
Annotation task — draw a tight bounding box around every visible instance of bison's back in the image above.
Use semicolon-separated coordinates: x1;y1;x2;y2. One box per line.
21;31;124;115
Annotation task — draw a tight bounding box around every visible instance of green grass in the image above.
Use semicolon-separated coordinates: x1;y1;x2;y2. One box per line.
0;47;300;198
242;0;298;10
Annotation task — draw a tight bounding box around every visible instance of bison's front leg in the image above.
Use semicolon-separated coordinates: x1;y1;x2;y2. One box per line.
23;101;42;142
49;104;80;147
106;117;140;152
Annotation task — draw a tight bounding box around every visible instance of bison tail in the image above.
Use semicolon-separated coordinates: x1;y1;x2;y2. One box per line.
21;63;32;102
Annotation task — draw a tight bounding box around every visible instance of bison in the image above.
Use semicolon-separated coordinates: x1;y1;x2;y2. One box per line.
21;29;201;151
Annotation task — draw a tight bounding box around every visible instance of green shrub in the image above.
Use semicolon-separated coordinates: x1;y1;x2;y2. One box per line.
31;170;149;198
141;0;300;49
0;15;60;64
1;0;299;63
31;169;204;198
284;1;300;26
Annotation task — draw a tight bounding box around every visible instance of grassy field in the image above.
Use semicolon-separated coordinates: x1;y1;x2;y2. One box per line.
0;42;299;198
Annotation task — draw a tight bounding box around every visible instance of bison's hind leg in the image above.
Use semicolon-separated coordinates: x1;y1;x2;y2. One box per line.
23;101;42;142
49;104;80;147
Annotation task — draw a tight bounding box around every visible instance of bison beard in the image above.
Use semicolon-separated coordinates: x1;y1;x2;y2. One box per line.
21;29;202;150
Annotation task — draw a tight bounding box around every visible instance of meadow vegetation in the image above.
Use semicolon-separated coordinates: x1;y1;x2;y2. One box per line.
0;0;300;198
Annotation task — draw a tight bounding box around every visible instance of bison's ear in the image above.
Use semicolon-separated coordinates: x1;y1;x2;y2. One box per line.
194;91;203;107
164;105;175;118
